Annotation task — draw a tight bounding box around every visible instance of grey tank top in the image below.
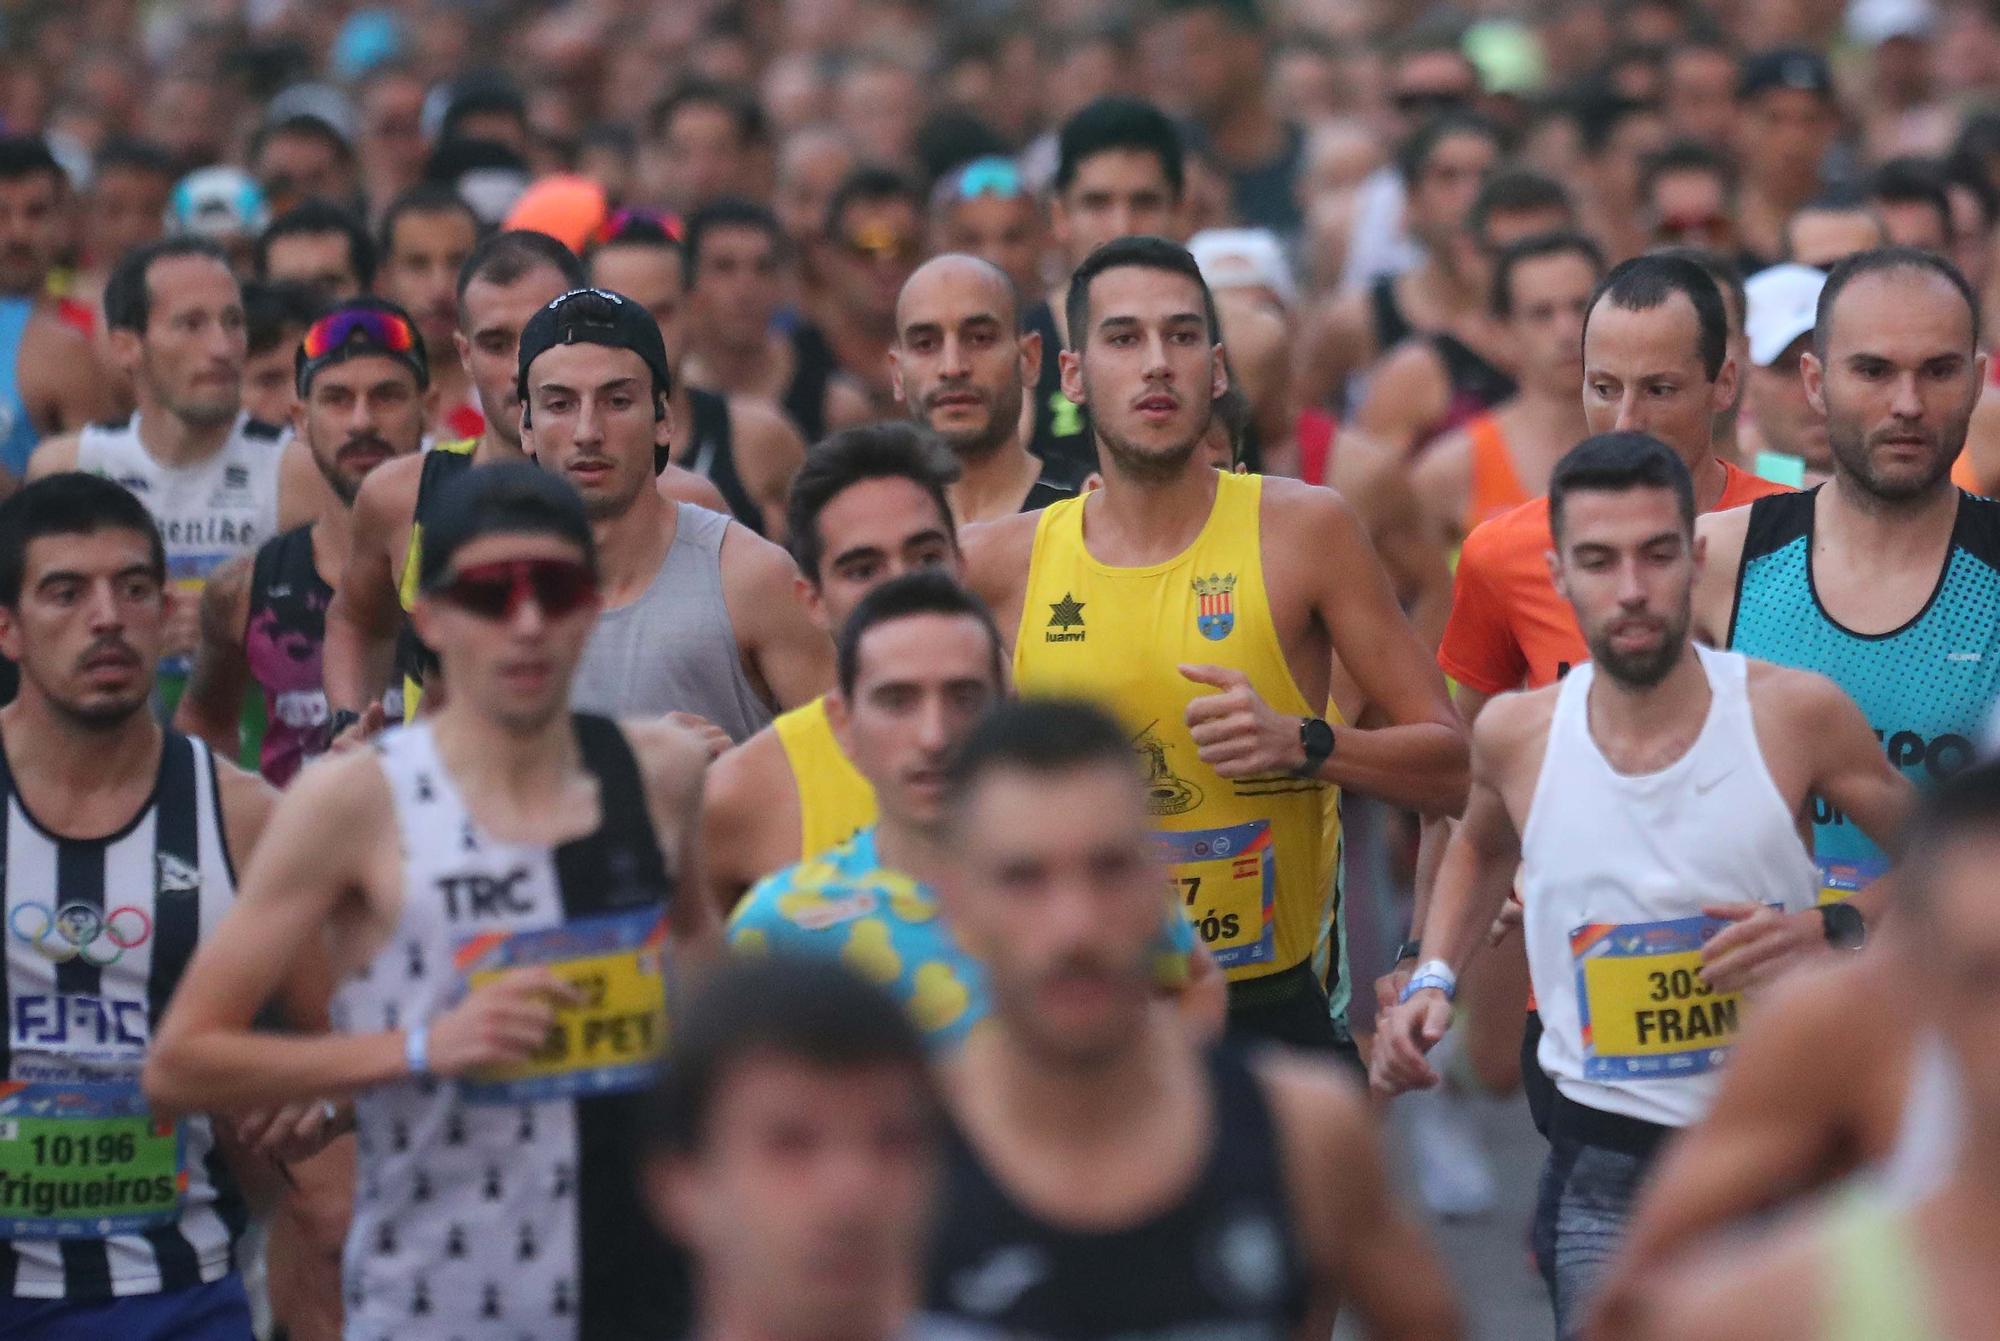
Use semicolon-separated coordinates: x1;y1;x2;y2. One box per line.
569;503;772;742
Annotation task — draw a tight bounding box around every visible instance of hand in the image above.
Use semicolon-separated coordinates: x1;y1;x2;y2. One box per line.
1181;664;1306;779
1490;893;1523;946
426;968;583;1078
665;711;731;761
233;1101;352;1164
1698;902;1827;995
327;702;386;756
162;586;200;660
1369;989;1453;1097
1374;959;1415;1013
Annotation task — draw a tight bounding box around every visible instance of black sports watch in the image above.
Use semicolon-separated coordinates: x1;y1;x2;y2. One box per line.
1293;717;1335;779
323;708;363;752
1818;901;1866;950
1394;938;1423;964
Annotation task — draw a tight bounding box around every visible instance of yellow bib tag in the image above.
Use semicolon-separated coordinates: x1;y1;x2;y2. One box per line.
1159;820;1276;971
1571;916;1741;1081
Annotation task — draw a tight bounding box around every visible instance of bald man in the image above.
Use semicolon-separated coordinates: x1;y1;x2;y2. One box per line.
890;253;1088;523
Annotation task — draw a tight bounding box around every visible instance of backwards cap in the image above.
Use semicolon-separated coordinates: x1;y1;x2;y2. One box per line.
514;287;673;423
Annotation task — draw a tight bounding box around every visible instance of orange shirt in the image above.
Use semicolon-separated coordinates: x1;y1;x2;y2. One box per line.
1465;414;1531;534
1439;460;1793;695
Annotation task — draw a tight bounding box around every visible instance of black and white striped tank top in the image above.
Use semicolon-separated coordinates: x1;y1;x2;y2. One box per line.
0;731;245;1300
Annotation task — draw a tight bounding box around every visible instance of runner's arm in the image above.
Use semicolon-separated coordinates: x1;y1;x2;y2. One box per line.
172;553;254;762
1691;506;1753;646
658;462;731;513
731;398;807;541
321;469;404;715
722;524;835;712
19;318;119;434
699;733;795;920
23;429;79;479
1804;673;1915;926
1352;342;1449;459
626;716;722;968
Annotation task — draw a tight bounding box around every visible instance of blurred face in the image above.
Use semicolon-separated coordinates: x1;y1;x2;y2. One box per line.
1583;293;1733;467
1741;89;1837;192
242;335;301;429
0;529;162;728
835;64;922;167
122;255;246;430
1387;51;1477;135
381;208;478;348
1163;7;1253;121
255;129;352;215
360;74;428;181
1598;111;1672;208
1663;48;1740;145
1407;131;1498;249
1507;251;1597;395
941;761;1165;1066
1873;197;1951;255
830;613;999;829
776;135;856;251
455;264;573;448
891;262;1033;460
1786;207;1885;268
524;343;669;520
691;225;784;353
1913;832;2000;1128
648;1059;934;1341
1648;170;1735;251
1804;270;1984;505
589;244;687;370
84;166;170;269
935;193;1044;298
0;169;63;295
295;354;425;506
805;477;958;630
828;197;922;328
263;229;363;303
1063;266;1225;482
1947;185;1992;291
1053;150;1181;268
1747;336;1829;467
1550;486;1698;689
657;101;750;211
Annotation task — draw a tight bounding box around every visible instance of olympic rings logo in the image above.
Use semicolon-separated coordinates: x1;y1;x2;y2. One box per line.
8;902;153;966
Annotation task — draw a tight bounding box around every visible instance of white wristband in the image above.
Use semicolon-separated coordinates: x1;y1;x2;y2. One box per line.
404;1025;430;1078
1399;958;1457;1003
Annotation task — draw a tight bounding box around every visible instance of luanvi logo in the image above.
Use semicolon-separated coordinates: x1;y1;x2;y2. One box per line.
1045;592;1086;643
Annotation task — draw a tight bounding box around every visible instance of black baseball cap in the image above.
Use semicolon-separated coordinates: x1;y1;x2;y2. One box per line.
294;297;430;397
1739;48;1836;101
514;287;673;418
418;460;597;590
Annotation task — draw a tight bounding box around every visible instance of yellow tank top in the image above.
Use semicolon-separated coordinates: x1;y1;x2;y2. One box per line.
396;437;478;717
1013;471;1339;982
773;695;878;860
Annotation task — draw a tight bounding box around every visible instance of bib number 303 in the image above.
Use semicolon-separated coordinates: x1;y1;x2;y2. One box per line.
1571;915;1743;1081
1158;820;1276;972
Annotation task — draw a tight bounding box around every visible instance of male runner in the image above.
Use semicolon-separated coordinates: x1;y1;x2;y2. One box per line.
701;424;960;916
643;958;944;1341
928;156;1045;299
519;286;830;737
891;254;1084;524
966;235;1467;1050
585;212;805;537
1372;434;1907;1337
147;462;717;1340
176;299;427;785
1696;246;2000;908
373;186;481;440
1622;763;2000;1341
926;698;1458;1341
1412;231;1604;549
30;238;292;714
0;473;291;1336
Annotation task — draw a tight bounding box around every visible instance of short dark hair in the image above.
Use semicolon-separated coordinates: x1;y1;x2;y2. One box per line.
1585;252;1730;381
1577;95;1661;158
378;183;478;262
1640;139;1738;206
585;212;680;267
944;698;1137;815
1469;169;1573;246
1547;432;1696;544
1815;245;1981;357
1492;231;1605;319
824;165;921;243
454;228;586;309
0;473;165;607
646;77;767;147
0;136;65;188
1867;156;1955;247
1395;111;1501;189
256;200;377;289
1158;0;1265;31
439;73;527;143
1066;234;1221;354
786;422;960;584
1054;97;1185;202
835;570;1003;700
417;461;596;590
684;198;784;287
644;956;931;1156
241;279;325;359
91;136;175;182
1650;245;1746;332
1782;190;1886;260
250;114;353;170
1896;758;2000;924
1941;153;1998;233
103;237;233;335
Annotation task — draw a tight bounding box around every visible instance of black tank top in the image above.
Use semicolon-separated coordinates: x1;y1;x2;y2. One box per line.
1025;299;1097;481
925;1047;1308;1340
1368;274;1413;352
392;444;476;697
782;323;836;446
671;387;764;534
245;525;332;787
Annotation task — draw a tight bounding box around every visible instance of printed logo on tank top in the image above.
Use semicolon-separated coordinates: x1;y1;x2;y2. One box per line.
1136;723;1203;816
1045;592;1087;643
437;867;537;919
1193;572;1237;641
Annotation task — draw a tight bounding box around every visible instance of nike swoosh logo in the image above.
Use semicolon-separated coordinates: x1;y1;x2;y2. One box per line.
1694;772;1732;795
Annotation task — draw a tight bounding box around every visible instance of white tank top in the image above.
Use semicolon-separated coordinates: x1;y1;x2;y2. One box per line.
1874;1031;1961;1205
1520;645;1820;1129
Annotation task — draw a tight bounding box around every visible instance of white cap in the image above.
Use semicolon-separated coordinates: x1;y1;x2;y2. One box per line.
1849;0;1937;45
1745;264;1827;367
1187;228;1299;310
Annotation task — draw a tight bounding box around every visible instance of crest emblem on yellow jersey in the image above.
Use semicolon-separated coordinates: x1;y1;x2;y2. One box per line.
1194;572;1236;641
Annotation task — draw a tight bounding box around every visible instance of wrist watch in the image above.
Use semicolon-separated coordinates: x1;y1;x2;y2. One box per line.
1817;901;1866;950
1394;938;1422;964
1293;717;1335;779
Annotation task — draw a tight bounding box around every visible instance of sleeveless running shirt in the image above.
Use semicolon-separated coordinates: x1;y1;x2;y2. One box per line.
393;438;477;719
1012;472;1337;984
569;503;772;742
1729;488;2000;900
1464;413;1529;534
674;388;764;535
925;1047;1308;1341
0;732;245;1301
782;324;837;446
1024;300;1095;481
0;299;38;478
244;526;332;788
772;696;875;860
1522;646;1820;1130
334;716;686;1341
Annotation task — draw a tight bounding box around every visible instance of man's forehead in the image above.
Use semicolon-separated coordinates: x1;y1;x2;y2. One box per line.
1827;270;1974;354
1586;296;1700;362
529;342;649;385
465;270;570;324
26;528;154;569
825;476;948;536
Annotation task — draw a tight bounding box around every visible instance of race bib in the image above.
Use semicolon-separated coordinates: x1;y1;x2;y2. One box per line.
1817;853;1885;906
456;908;670;1104
1571;915;1742;1081
1159;820;1275;971
0;1080;182;1238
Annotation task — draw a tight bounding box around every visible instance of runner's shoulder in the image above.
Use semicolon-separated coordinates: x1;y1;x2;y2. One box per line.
706;723;785;809
1258;472;1365;537
1742;658;1853;724
1459;495;1551;567
1695;497;1756;556
1470;680;1558;753
618;714;712;810
208;749;279;859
